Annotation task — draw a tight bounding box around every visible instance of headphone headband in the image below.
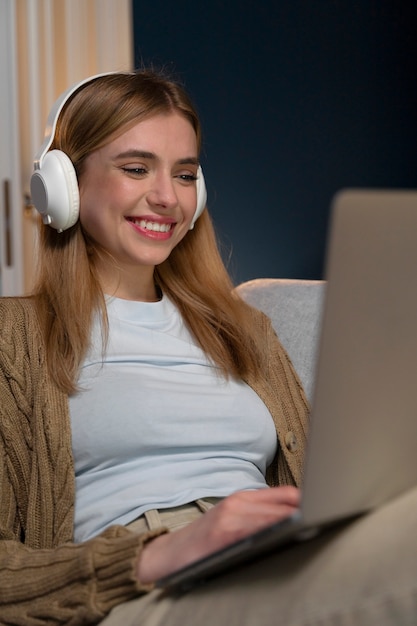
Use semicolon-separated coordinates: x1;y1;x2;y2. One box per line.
34;72;121;169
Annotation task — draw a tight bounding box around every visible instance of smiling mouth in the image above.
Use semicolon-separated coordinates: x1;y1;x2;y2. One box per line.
127;218;174;233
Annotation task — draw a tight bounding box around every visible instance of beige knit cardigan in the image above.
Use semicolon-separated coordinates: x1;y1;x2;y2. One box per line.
0;297;309;625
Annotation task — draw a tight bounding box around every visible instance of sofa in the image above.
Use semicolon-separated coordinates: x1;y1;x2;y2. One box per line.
236;278;326;402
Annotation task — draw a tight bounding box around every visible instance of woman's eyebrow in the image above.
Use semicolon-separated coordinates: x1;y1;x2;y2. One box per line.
177;157;199;166
115;150;155;160
114;150;199;165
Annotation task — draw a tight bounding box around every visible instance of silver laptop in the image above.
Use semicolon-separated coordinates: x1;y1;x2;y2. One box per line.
158;189;417;590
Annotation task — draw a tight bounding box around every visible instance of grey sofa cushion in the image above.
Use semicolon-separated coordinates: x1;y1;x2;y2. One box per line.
236;278;326;401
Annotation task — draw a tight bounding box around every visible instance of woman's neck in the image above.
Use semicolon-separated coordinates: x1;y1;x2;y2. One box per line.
97;265;160;302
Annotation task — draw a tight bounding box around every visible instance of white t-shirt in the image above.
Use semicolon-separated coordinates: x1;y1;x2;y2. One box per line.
70;295;277;542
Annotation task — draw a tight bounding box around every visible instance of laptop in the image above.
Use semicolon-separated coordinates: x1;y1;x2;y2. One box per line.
157;188;417;590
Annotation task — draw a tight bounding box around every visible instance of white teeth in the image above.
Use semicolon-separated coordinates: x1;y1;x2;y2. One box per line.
137;219;172;233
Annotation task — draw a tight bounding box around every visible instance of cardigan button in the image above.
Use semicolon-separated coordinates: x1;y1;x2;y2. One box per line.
285;431;298;452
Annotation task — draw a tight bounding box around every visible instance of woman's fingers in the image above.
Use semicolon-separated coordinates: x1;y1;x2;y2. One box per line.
204;487;300;540
225;485;301;508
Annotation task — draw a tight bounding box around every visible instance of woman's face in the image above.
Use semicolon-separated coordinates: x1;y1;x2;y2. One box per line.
79;112;199;299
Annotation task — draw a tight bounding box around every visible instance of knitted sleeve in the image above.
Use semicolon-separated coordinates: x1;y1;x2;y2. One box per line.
0;525;165;625
0;298;166;625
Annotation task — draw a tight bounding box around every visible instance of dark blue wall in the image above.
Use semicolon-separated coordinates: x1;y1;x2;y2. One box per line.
132;1;417;285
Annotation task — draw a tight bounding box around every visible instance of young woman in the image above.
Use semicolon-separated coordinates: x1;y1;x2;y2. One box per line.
0;71;416;626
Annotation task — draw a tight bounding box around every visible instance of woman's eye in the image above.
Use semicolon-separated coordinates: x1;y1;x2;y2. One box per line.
177;173;198;182
121;166;147;176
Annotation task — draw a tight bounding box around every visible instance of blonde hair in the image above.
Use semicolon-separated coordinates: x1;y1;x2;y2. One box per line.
33;71;264;393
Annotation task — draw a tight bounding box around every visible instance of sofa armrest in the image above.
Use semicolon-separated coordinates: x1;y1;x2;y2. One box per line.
236;278;325;401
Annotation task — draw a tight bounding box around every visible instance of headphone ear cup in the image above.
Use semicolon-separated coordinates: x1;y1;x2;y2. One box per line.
189;166;207;230
30;150;80;232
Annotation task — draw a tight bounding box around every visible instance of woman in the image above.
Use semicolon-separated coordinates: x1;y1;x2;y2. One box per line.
0;71;416;626
0;70;306;624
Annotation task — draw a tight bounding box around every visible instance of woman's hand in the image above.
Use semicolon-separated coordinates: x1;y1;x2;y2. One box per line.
136;486;300;584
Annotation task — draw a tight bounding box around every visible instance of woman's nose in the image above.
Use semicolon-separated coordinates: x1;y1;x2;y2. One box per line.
146;173;178;210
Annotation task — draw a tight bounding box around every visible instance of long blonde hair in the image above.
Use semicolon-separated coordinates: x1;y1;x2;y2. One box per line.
33;71;264;393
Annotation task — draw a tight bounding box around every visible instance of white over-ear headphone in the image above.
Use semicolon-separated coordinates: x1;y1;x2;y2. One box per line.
30;72;207;233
